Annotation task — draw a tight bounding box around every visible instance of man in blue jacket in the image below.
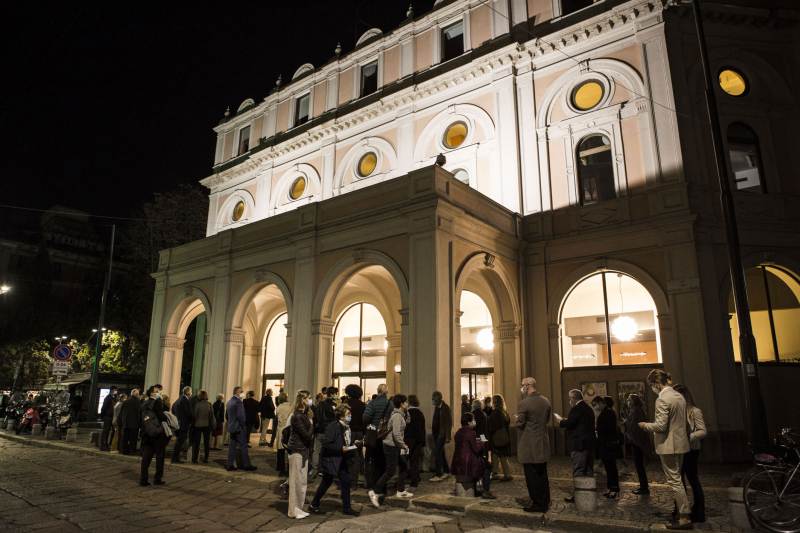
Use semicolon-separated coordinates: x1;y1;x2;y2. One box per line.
171;386;193;463
362;384;390;489
226;386;257;471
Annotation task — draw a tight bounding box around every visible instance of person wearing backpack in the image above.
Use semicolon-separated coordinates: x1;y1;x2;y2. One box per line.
139;384;169;486
362;384;390;489
310;387;337;479
287;390;314;519
369;394;413;507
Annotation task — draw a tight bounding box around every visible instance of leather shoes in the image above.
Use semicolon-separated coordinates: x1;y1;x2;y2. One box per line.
309;505;321;514
154;480;165;486
523;506;547;513
342;509;360;516
242;465;257;471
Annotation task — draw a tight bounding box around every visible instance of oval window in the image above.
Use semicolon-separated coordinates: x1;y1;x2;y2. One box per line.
232;201;245;222
357;152;378;177
453;169;469;183
289;177;306;200
443;121;468;149
572;80;604;111
719;69;747;97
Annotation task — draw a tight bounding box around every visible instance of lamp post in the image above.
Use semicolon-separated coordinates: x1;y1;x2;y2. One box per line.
689;0;768;451
87;224;116;421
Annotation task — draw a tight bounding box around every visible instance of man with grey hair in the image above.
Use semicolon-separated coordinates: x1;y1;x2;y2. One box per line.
554;388;596;503
515;377;551;513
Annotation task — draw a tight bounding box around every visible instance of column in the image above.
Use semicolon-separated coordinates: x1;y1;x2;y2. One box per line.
190;313;206;391
241;344;261;394
204;254;232;398
386;333;403;394
288;236;316;396
160;335;185;401
493;72;522;211
222;329;245;395
496;322;522;411
145;273;168;388
310;319;335;394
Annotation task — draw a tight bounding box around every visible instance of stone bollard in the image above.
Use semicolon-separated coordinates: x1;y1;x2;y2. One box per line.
454;481;475;497
32;423;43;435
66;428;78;442
45;426;58;440
89;430;100;446
728;487;755;531
6;420;15;432
574;476;597;512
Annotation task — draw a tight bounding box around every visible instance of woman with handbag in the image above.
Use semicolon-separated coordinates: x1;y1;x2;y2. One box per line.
286;390;314;519
597;396;621;498
486;394;513;481
450;412;486;496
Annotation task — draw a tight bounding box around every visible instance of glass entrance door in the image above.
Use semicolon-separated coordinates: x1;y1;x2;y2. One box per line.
460;369;493;402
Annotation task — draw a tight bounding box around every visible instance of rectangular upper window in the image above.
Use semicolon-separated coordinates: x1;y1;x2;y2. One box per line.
295;93;310;126
562;0;594;16
441;20;465;62
237;125;250;155
360;61;378;97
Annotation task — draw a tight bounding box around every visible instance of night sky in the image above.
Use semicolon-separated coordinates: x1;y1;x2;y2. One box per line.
4;1;435;219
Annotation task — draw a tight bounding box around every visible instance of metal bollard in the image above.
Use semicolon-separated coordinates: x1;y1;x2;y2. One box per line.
574;476;597;512
7;420;15;432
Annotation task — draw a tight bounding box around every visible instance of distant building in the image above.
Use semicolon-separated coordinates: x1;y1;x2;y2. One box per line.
145;0;799;460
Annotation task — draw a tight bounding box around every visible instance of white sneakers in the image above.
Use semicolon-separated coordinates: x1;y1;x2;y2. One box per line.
396;490;414;498
292;508;309;519
368;490;380;508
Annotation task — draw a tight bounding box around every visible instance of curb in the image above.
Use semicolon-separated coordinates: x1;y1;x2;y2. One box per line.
0;431;283;486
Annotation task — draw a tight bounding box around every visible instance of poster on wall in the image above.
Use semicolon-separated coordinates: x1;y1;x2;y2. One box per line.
617;381;647;421
580;382;608;406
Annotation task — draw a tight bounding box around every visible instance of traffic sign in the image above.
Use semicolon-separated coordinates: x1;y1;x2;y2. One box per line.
52;360;70;376
52;344;73;361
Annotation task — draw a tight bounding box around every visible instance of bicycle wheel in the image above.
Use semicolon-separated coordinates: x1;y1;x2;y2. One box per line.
745;468;800;533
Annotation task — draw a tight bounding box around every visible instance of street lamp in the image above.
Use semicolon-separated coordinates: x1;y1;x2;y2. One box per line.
0;284;11;295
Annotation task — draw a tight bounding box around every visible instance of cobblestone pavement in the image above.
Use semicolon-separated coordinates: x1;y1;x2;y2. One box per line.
0;438;559;533
0;430;746;532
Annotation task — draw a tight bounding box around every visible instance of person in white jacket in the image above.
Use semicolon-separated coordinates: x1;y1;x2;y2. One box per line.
674;384;706;523
639;369;692;530
369;394;412;507
274;392;293;476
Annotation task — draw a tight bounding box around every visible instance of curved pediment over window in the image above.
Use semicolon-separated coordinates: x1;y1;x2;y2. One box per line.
237;98;255;113
356;28;383;46
292;63;314;80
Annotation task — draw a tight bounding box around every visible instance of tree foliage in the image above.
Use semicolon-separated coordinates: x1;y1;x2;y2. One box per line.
0;339;54;389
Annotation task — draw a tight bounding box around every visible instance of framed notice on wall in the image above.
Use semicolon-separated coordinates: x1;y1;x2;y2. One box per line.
580;382;608;406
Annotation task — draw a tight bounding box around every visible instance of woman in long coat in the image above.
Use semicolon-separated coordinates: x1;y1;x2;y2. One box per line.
309;404;360;516
451;412;486;495
486;394;512;481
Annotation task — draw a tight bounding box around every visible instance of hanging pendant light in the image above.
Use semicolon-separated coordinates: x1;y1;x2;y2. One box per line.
476;327;494;350
610;273;638;341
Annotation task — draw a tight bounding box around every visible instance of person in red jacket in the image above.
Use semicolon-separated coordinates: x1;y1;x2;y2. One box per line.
451;412;489;497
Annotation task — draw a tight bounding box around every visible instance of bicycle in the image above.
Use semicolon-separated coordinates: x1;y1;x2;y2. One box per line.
744;427;800;533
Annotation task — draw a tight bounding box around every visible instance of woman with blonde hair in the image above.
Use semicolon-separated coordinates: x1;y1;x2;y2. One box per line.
286;390;314;519
486;394;512;481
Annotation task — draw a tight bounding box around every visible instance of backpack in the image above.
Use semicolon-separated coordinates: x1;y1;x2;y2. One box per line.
142;400;164;438
365;400;392;447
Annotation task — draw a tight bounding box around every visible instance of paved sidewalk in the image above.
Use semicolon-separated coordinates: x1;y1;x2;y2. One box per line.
0;428;748;532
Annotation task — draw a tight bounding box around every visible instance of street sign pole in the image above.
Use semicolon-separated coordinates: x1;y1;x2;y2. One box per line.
88;224;116;420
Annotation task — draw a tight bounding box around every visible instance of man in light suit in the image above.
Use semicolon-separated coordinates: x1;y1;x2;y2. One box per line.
514;377;551;513
640;369;692;530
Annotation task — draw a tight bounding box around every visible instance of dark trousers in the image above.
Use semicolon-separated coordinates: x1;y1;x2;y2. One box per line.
268;416;278;446
191;427;211;462
276;448;287;475
682;449;705;520
312;463;352;511
432;435;449;476
408;444;424;486
365;443;386;489
171;429;189;462
140;437;167;483
632;444;649;491
570;448;594;477
100;417;113;450
122;428;139;454
228;431;251;468
522;462;550;512
600;449;619;491
375;444;407;495
481;454;492;493
349;430;363;487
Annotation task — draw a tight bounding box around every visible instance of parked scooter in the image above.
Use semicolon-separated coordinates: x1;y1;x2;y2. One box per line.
15;406;39;435
1;397;24;430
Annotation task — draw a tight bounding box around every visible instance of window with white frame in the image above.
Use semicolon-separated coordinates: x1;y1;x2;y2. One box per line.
576;134;616;205
441;20;465;62
294;93;310;126
360;60;378;97
237;125;250;155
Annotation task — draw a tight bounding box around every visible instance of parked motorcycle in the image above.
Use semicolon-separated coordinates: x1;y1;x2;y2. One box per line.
15;406;39;435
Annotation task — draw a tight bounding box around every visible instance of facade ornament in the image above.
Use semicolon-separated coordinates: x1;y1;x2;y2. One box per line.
435;153;446;166
223;106;230;119
406;3;414;18
275;74;282;88
335;42;342;57
183;285;194;297
483;253;496;269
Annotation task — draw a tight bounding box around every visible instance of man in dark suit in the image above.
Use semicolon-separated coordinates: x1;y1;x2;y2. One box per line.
554;389;596;503
344;384;366;487
405;395;426;489
119;388;142;454
258;389;276;447
99;386;118;451
170;386;193;463
430;390;453;482
243;390;260;448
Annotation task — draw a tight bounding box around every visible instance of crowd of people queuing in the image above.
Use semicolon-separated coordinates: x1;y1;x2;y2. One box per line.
98;367;705;530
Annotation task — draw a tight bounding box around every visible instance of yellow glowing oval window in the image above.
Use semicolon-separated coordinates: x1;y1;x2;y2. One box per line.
357;152;377;177
289;177;306;200
719;69;747;97
572;80;604;111
232;201;245;221
443;121;468;149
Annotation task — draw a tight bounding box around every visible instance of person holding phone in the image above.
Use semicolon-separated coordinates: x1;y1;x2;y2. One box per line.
309;404;361;516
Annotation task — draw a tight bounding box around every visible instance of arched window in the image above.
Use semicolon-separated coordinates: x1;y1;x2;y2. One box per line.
729;266;800;363
577;134;616;205
459;291;494;400
262;313;287;393
333;303;387;392
728;123;764;192
560;272;662;368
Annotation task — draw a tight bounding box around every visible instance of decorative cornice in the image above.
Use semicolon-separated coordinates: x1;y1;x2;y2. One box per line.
496;323;521;340
161;336;185;350
224;329;245;345
311;319;336;336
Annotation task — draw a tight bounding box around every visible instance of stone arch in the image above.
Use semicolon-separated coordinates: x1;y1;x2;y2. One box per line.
226;270;294;396
333;136;399;195
270;162;322;214
454;252;521;412
216;189;256;231
412;103;496;164
308;250;409;395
